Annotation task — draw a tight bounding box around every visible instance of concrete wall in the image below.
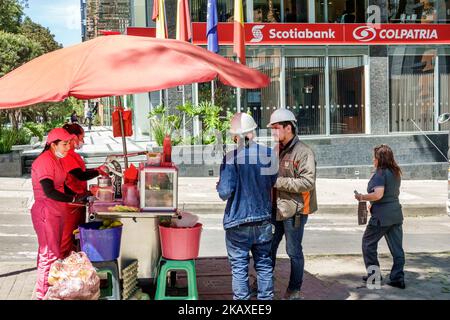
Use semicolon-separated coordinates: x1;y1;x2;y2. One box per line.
0;152;22;177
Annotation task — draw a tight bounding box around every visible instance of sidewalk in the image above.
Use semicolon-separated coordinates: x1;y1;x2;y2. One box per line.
0;177;446;216
1;252;448;300
178;177;447;216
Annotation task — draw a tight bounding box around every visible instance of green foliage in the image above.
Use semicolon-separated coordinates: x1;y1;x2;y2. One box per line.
0;31;43;77
14;127;31;145
148;105;182;146
20;17;62;53
22;120;63;141
176;101;233;145
23;122;44;141
0;127;16;154
0;0;25;34
43;119;64;133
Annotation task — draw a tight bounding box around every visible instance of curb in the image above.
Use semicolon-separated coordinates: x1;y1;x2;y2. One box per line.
181;202;447;216
1;198;447;217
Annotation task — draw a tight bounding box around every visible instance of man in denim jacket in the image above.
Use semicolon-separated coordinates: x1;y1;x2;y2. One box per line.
217;113;278;300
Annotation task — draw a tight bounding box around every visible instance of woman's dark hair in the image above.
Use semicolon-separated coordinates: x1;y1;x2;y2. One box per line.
374;144;402;178
63;123;84;136
41;139;61;154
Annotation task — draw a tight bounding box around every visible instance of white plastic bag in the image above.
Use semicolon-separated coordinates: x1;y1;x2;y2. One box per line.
171;211;199;228
44;251;100;300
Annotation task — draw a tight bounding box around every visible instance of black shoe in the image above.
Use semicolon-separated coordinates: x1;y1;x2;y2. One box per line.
387;280;405;289
362;275;383;282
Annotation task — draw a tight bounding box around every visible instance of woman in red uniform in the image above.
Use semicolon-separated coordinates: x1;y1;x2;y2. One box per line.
60;123;106;258
31;128;91;300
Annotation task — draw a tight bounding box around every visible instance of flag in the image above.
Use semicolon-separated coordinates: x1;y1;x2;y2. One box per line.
206;0;218;53
233;0;245;64
176;0;192;42
152;0;168;39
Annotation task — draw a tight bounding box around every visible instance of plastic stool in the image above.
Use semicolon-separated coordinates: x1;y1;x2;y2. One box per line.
154;258;198;300
93;260;121;300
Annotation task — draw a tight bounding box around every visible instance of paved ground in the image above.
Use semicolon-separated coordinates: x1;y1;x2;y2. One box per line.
2;126;449;300
2;253;449;300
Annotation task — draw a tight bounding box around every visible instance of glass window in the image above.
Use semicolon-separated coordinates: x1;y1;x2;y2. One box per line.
191;0;248;22
389;52;436;132
285;57;326;135
439;55;450;131
322;0;367;23
388;0;437;23
437;1;450;23
329;56;366;134
242;54;281;132
282;0;308;22
254;0;281;22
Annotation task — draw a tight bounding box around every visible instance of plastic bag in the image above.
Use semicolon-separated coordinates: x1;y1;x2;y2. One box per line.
171;211;199;228
44;251;100;300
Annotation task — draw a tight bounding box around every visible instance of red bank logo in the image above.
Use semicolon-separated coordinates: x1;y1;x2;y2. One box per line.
353;26;377;42
250;25;265;43
353;25;438;42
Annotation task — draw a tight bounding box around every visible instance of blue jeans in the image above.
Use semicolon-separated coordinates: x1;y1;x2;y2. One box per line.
225;220;274;300
271;214;308;291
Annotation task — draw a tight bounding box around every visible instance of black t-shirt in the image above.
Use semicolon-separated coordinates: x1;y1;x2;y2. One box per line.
367;168;403;226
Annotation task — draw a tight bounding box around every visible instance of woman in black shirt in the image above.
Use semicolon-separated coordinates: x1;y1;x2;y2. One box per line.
354;144;405;289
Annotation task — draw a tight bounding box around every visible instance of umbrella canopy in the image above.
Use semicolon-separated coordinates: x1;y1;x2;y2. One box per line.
0;35;270;109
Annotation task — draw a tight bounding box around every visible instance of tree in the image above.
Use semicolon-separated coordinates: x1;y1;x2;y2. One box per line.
0;0;27;34
0;31;42;129
0;31;42;77
20;17;62;53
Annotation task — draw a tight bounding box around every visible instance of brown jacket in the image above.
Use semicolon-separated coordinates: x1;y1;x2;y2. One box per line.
274;136;318;221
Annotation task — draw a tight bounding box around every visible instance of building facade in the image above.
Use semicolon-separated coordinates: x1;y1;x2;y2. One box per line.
81;0;132;41
102;0;450;178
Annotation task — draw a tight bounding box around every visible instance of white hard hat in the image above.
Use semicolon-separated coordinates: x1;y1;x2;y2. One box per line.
267;108;297;127
229;112;257;136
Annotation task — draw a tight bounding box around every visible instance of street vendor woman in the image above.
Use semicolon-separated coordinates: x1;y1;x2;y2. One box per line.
60;123;107;258
31;128;92;300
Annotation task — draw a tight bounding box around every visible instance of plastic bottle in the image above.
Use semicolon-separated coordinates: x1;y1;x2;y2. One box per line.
162;135;172;163
122;183;140;207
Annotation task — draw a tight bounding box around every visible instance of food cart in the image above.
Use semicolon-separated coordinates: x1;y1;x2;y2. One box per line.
87;146;179;281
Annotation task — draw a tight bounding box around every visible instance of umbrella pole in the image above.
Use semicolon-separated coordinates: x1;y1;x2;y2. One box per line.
119;108;129;169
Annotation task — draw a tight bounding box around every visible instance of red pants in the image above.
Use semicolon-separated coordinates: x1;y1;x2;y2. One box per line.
60;205;86;259
31;200;65;300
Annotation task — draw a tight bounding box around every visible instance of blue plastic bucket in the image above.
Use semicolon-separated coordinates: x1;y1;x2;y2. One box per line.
79;222;122;262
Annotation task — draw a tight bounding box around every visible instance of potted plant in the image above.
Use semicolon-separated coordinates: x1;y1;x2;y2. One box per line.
0;127;23;177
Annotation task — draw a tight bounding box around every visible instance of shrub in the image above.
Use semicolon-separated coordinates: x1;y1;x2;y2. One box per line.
23;122;45;141
0;127;16;154
14;127;32;145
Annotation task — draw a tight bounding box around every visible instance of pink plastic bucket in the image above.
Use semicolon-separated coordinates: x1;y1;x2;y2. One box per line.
159;223;202;260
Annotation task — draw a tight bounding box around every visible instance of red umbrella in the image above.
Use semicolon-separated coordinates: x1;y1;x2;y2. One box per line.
0;35;269;109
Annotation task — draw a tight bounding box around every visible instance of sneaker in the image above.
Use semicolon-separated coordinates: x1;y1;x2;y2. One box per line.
283;289;304;300
386;280;405;289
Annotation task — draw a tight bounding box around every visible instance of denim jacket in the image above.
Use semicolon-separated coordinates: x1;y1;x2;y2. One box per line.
217;141;278;230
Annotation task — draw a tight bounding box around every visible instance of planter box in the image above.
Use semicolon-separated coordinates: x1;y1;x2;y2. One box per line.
0;151;23;177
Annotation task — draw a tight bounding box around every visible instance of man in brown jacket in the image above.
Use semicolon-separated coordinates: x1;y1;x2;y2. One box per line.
268;108;318;300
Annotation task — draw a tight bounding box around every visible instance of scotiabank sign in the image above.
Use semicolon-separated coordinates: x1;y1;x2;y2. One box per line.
192;23;450;45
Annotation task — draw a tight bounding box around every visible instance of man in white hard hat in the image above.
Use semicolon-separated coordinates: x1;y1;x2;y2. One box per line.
216;112;278;300
267;108;317;300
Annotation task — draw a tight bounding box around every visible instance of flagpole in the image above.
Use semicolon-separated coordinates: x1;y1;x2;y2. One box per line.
236;58;241;113
211;80;215;105
182;85;186;140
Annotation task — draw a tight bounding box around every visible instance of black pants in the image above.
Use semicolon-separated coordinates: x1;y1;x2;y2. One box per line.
362;221;405;282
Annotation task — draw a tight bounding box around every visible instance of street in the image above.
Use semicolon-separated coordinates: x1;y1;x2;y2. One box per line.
1;209;449;262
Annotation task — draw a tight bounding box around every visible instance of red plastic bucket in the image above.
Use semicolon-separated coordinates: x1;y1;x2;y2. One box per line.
159;223;202;260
